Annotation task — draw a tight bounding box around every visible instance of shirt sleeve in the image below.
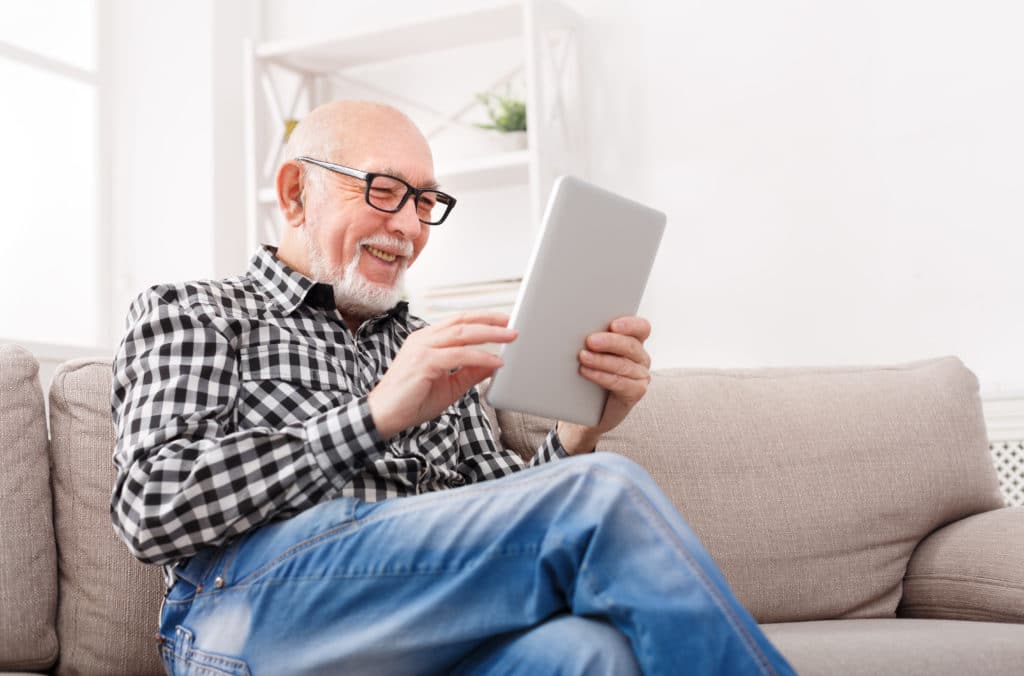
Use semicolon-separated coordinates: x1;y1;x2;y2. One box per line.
110;287;385;565
454;386;567;484
529;427;571;465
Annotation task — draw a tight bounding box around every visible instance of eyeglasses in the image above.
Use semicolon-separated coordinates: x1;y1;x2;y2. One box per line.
296;156;457;226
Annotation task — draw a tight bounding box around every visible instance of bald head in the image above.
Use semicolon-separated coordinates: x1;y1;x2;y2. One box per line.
284;100;432;170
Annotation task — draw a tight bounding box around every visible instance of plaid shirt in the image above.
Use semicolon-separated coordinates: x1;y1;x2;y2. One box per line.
111;246;566;572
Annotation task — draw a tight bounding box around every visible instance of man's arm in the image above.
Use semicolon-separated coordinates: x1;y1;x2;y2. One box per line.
110;287;384;565
453;387;568;483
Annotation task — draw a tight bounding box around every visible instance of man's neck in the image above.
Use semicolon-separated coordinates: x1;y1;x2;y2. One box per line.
342;314;364;335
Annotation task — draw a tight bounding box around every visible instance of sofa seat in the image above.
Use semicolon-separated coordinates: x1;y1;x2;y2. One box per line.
763;618;1024;674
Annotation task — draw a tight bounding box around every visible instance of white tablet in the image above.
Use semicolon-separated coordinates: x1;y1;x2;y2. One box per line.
486;176;666;426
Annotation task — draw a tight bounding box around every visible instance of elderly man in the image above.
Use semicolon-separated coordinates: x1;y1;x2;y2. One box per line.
111;100;792;675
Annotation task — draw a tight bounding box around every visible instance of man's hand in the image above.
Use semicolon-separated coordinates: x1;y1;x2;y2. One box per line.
368;312;516;439
558;316;653;455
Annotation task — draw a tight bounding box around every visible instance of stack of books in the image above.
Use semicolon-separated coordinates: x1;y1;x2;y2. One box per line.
409;278;522;326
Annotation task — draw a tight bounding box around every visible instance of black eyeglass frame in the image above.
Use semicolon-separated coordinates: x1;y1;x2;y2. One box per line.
296;156;456;225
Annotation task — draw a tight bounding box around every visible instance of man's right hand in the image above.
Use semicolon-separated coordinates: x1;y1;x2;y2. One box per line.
367;312;517;439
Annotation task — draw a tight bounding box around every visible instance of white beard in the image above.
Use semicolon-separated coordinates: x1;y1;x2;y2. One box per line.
301;227;411;318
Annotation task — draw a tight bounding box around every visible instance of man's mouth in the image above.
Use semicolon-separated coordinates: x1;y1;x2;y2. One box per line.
364;245;403;263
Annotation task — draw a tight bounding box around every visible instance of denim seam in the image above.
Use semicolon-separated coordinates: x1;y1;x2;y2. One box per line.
184;647;251;672
595;466;777;676
218;538;243;586
232;518;363;587
165;652;247;676
221;546;540;593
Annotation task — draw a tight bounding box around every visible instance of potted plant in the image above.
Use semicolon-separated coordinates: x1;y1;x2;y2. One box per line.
476;93;527;151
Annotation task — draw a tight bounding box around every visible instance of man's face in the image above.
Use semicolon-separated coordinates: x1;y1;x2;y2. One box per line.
300;124;435;317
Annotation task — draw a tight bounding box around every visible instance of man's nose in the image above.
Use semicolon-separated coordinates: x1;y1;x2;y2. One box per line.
387;195;423;239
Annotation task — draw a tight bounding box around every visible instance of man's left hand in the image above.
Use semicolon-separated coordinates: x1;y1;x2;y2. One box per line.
557;316;652;455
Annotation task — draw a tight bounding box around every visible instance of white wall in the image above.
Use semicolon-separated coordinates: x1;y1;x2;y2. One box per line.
107;0;1023;395
575;0;1024;397
108;0;215;332
106;0;254;341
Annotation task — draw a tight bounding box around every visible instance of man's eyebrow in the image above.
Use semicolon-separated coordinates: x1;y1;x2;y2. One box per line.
376;165;441;191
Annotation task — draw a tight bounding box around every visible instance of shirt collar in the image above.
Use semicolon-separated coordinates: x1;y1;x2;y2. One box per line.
248;245;409;323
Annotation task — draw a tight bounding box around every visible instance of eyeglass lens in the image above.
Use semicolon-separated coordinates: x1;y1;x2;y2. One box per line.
367;175;452;224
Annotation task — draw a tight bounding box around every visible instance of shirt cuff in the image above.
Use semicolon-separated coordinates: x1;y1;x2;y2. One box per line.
530;426;570;466
303;395;385;492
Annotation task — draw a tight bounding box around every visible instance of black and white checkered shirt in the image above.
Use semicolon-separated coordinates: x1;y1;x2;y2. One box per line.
111;245;566;571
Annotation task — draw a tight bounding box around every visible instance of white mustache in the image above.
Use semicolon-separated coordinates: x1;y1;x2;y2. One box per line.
358;234;413;258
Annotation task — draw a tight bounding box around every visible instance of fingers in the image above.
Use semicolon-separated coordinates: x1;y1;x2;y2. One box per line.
449;363;500;392
578;350;649;381
426;323;518;349
609;316;651;342
579;366;649;402
585;331;651;368
431;346;504;374
433;311;510;329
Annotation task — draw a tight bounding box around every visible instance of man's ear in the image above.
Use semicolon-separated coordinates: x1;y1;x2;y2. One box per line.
277;161;306;229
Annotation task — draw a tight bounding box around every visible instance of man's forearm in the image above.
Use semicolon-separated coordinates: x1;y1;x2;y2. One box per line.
556;421;600;455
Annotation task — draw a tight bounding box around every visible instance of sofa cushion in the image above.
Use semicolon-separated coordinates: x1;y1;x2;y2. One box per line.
899;506;1024;622
0;345;58;672
763;618;1024;675
48;358;164;676
497;356;1004;622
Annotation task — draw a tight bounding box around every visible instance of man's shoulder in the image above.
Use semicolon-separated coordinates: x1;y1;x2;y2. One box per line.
127;273;263;324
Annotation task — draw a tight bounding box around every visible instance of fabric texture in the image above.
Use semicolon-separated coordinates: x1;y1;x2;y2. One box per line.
158;453;794;676
0;345;58;672
763;618;1024;675
496;356;1005;622
49;358;165;676
899;506;1024;622
110;246;565;573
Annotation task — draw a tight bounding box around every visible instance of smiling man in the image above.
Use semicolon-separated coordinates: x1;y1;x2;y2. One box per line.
110;100;793;675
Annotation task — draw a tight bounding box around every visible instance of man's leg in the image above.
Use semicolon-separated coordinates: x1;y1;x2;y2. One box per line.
158;452;794;676
449;613;640;676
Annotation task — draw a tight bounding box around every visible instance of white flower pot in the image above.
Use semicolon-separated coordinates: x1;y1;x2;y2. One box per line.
487;130;528;153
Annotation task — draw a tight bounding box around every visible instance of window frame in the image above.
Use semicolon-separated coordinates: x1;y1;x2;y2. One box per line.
0;1;112;358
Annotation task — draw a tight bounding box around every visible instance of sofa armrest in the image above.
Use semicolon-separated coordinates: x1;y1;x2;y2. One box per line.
899;507;1024;623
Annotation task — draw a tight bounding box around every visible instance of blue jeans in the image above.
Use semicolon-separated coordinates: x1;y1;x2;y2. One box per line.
158;452;794;675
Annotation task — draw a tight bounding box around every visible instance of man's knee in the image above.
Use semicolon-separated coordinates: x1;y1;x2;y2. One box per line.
547;615;640;675
454;614;640;676
572;451;656;492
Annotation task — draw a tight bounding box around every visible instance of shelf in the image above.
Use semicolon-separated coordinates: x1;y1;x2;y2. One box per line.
437;150;529;190
256;2;523;72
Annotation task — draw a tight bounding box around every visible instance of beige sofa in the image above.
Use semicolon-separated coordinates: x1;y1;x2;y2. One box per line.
2;342;1022;675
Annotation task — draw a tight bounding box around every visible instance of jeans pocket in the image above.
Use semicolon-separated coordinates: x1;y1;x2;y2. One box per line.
163;626;252;676
232;496;361;587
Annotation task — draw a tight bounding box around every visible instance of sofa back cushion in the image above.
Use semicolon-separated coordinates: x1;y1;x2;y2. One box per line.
0;345;58;672
496;356;1004;623
48;358;165;676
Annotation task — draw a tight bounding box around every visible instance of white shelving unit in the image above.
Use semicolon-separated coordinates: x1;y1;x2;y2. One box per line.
243;0;587;293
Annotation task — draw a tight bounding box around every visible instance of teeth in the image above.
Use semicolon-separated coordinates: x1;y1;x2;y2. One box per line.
366;245;397;262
